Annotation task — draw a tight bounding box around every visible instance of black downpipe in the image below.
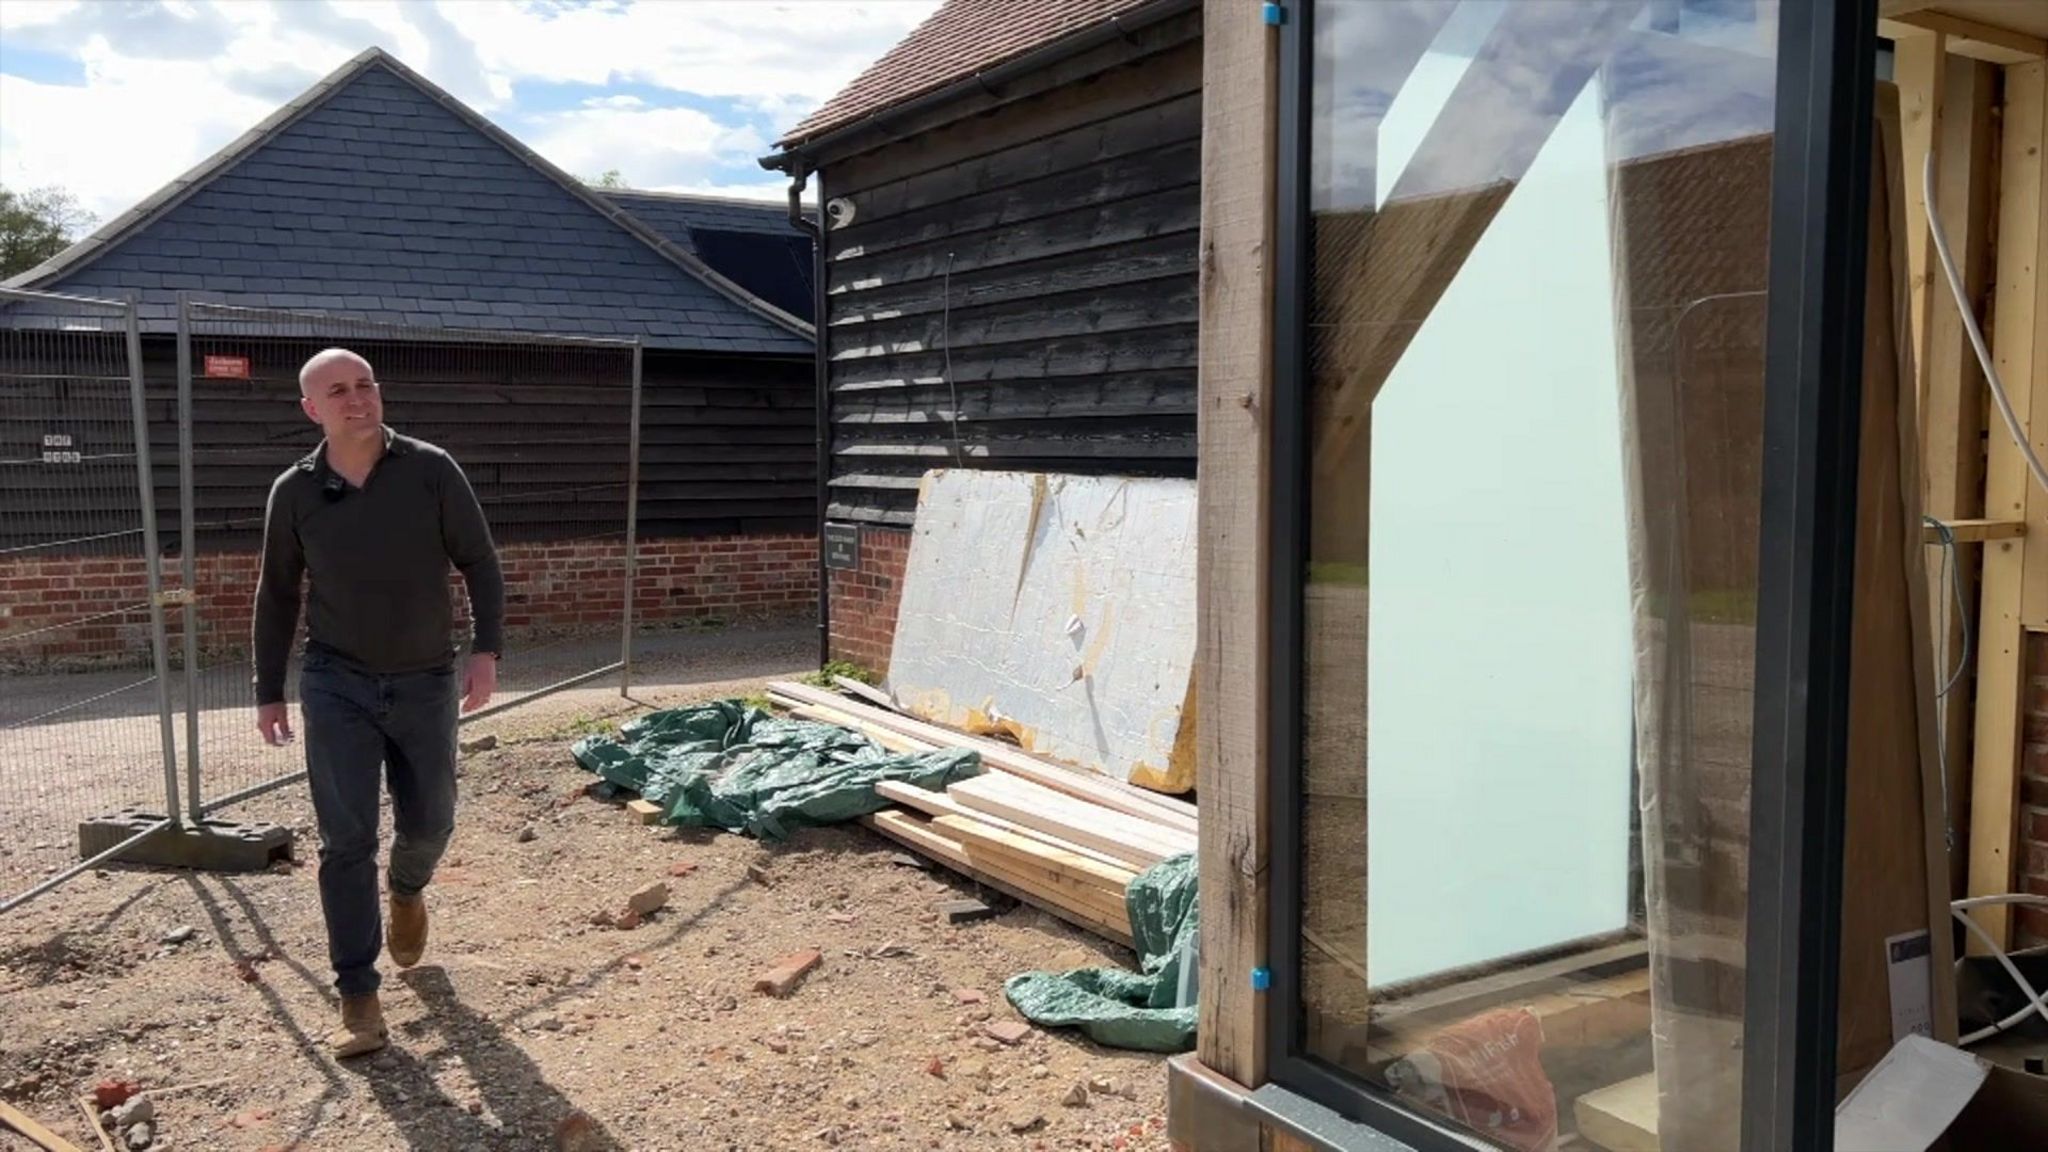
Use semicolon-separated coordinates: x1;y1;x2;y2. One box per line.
788;164;830;670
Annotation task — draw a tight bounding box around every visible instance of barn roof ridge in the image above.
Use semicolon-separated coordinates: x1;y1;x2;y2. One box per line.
6;47;813;345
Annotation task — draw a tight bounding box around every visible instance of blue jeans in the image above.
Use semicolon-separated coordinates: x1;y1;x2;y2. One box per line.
300;645;458;998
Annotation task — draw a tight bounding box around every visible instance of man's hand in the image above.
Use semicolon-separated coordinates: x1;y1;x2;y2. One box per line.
462;653;497;713
257;702;295;746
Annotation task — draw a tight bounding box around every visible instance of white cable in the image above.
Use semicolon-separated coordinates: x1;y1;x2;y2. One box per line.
1925;153;2048;500
1951;894;2048;1045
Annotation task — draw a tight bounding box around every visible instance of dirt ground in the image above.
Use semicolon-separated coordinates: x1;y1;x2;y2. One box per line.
0;625;1174;1151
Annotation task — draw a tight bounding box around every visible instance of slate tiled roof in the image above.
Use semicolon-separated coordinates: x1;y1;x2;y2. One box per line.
3;50;811;355
600;190;817;323
599;191;810;240
779;0;1157;147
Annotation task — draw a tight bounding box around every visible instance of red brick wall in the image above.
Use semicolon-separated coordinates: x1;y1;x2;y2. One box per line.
2020;634;2048;947
827;525;910;675
0;535;816;670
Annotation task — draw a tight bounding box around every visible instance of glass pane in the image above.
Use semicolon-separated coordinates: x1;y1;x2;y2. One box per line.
1297;2;1778;1149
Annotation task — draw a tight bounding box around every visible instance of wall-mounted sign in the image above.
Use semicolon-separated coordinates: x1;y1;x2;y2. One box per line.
40;432;79;464
823;521;860;572
204;355;251;379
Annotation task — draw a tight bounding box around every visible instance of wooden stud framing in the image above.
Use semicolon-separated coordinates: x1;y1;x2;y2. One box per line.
1195;0;1274;1089
1916;47;2001;897
1967;60;2048;949
1894;30;1947;365
1880;12;2048;66
1922;518;2025;543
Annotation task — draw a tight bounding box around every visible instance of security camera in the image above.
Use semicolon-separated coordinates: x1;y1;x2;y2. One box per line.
825;197;857;228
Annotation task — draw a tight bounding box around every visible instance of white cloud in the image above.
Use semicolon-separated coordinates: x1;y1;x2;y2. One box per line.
0;0;938;226
522;104;765;188
0;1;79;30
643;179;812;205
453;1;938;105
1;63;276;223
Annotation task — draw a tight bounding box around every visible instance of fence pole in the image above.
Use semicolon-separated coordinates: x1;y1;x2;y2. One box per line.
126;303;183;826
175;296;203;823
621;340;643;698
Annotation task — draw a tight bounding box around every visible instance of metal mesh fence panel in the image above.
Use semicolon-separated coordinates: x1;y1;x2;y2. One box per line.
1;289;179;911
177;303;640;816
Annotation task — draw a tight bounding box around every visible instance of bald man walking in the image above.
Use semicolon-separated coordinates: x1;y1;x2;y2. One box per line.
253;348;503;1058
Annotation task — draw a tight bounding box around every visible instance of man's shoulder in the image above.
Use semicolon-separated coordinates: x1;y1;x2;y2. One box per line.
270;451;321;497
392;432;457;467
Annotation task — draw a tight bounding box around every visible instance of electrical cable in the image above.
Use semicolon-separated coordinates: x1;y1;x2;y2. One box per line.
1952;895;2048;1046
942;251;962;468
1926;514;1965;856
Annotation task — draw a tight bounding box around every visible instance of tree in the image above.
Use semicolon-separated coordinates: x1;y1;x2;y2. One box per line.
0;186;96;278
585;169;628;189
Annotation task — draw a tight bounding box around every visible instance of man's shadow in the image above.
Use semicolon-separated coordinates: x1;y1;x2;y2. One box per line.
348;965;622;1151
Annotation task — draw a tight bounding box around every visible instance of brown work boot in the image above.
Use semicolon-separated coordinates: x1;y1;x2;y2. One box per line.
388;891;427;968
329;993;388;1058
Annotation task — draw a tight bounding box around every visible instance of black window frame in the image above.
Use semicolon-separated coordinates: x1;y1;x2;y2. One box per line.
1261;1;1880;1150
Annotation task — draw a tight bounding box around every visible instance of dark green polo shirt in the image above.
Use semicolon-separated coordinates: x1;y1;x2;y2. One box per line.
252;428;504;704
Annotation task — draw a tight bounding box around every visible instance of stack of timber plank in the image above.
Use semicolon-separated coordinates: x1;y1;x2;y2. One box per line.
765;680;1198;948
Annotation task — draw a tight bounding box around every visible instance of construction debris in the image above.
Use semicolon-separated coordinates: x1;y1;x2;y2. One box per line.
754;949;823;997
942;898;1000;925
985;1020;1033;1046
765;679;1195;949
624;882;668;916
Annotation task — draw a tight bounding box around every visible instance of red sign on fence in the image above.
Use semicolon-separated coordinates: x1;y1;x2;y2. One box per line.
203;355;251;379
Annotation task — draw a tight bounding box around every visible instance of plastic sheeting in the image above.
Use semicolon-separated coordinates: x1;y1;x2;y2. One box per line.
571;701;981;839
1004;852;1199;1052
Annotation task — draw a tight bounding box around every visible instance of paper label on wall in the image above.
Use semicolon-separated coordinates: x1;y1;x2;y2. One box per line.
1886;929;1934;1043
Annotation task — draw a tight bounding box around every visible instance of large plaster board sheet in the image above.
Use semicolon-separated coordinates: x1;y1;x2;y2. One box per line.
885;469;1197;792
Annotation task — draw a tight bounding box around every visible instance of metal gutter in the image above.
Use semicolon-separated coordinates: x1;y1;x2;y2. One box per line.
786;162;833;668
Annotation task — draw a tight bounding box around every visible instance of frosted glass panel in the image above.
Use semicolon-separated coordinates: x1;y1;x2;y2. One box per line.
1364;77;1633;985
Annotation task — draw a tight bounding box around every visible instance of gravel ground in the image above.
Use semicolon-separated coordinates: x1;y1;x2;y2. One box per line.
0;625;1174;1151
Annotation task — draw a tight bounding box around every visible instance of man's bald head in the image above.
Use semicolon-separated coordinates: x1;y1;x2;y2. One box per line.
297;347;384;449
300;348;374;396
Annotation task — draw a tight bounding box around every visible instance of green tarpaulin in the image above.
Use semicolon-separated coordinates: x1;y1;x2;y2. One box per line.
1004;852;1199;1052
570;700;980;840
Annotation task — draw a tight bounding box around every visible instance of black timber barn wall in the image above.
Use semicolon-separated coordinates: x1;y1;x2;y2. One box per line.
815;13;1201;526
0;333;813;555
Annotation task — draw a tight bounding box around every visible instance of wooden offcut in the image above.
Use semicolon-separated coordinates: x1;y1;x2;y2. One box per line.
0;1100;86;1152
861;811;1135;946
948;774;1189;869
1574;1073;1661;1152
931;813;1139;892
873;780;1134;872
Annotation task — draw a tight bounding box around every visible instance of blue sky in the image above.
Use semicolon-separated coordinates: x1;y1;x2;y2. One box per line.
0;0;939;225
